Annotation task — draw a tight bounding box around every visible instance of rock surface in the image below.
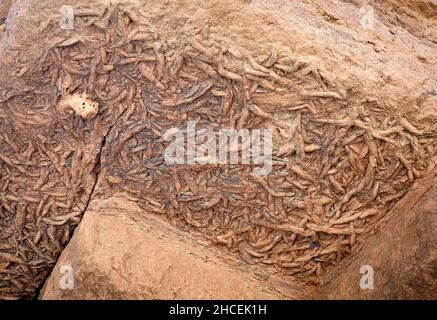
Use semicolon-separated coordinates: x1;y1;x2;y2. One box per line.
318;175;437;299
0;0;435;299
0;0;11;22
41;197;310;299
40;175;437;299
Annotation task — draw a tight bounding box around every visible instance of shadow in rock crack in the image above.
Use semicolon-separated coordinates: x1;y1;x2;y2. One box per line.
35;106;130;300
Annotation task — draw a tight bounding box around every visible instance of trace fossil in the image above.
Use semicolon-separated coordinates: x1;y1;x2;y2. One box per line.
0;3;436;299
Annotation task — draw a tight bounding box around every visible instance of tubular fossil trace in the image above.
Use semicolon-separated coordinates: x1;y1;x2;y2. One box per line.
0;3;436;299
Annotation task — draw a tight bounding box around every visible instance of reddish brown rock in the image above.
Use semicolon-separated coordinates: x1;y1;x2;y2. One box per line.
0;0;436;299
318;175;437;299
41;197;311;299
0;0;12;22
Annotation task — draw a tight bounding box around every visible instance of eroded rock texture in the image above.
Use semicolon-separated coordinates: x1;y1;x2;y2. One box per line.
318;175;437;299
0;0;436;299
41;197;311;299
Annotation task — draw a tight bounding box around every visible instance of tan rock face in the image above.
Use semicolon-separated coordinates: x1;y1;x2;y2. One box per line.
0;0;12;22
40;176;437;299
318;176;437;299
0;0;436;299
41;197;311;299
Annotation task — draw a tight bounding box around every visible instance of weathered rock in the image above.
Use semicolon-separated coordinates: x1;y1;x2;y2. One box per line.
40;197;311;299
318;175;437;299
0;0;12;23
0;0;436;299
40;175;437;299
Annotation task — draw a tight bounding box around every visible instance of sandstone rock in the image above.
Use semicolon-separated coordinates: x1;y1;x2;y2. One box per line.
318;175;437;299
0;0;436;299
0;0;12;23
41;197;310;299
40;176;437;299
